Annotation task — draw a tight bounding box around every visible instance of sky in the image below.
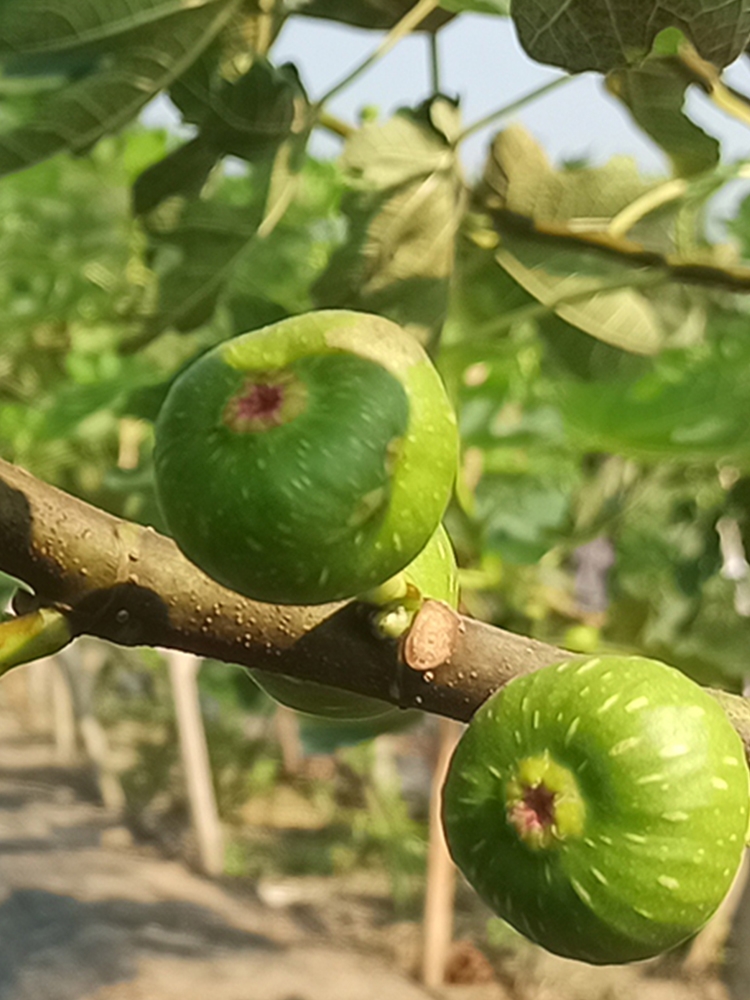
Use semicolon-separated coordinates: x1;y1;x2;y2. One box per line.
271;11;750;173
143;10;750;226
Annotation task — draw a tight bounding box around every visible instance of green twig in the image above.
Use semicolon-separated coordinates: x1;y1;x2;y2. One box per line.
458;76;571;143
607;179;689;238
429;32;441;95
315;0;442;107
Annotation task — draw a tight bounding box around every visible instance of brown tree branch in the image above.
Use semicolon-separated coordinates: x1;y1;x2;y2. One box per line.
2;456;750;756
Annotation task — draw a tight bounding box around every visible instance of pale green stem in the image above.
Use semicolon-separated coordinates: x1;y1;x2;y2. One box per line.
429;32;441;94
317;110;354;140
315;0;442;107
457;76;571;143
607;179;689;238
257;171;299;240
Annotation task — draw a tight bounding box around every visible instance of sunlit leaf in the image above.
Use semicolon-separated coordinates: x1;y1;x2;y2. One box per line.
476;125;699;353
314;97;465;348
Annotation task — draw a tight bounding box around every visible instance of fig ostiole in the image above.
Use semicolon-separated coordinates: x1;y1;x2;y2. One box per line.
252;522;459;719
154;310;458;606
442;655;750;965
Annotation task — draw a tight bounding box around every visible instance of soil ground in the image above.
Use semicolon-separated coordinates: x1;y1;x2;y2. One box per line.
0;700;735;1000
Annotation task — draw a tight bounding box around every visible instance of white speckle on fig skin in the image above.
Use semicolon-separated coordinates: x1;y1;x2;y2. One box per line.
564;717;581;745
636;773;666;785
659;744;690;759
657;876;680;891
625;833;647;844
609;737;642;757
571;878;592;905
625;697;649;712
576;658;600;675
712;777;730;790
598;693;620;714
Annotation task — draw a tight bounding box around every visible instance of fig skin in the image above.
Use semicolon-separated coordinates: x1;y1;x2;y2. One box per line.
442;655;750;965
154;310;458;605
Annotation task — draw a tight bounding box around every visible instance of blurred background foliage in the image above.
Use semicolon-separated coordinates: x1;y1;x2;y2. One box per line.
3;0;750;914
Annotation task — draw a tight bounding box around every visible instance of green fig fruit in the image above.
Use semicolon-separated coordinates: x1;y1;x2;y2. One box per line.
442;655;750;964
154;310;458;605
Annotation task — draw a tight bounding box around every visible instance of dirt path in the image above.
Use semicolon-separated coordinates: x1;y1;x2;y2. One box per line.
0;699;733;1000
0;703;452;1000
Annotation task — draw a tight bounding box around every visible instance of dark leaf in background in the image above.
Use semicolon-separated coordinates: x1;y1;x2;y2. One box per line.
511;0;750;72
607;58;720;177
143;198;266;335
134;59;306;212
0;0;241;177
200;60;305;160
132;138;220;216
439;0;509;13
294;0;453;31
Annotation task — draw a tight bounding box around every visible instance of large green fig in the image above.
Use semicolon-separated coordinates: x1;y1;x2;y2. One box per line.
252;522;459;719
154;310;457;605
442;655;750;965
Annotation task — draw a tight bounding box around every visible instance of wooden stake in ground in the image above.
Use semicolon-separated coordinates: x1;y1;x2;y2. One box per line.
422;717;463;987
166;649;225;877
52;658;77;765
